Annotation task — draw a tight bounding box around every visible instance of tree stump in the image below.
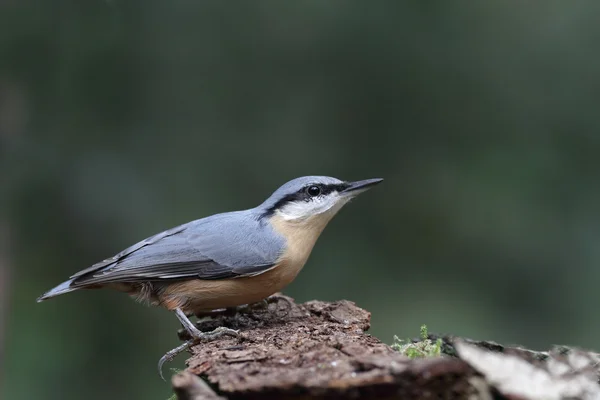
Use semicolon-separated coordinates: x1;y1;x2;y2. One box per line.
171;295;600;400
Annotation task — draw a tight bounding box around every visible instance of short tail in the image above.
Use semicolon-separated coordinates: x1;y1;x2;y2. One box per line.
37;278;78;302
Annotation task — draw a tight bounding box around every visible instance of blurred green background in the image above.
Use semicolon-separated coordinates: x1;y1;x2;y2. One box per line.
3;1;600;399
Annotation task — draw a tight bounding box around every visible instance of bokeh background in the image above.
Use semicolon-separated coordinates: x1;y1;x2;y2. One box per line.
3;1;600;399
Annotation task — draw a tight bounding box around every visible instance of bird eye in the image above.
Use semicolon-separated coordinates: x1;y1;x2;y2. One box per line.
306;185;321;197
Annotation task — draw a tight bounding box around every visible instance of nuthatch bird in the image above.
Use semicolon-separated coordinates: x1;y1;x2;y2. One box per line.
37;175;383;378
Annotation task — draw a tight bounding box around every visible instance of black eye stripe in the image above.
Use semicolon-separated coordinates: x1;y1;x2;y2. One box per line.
262;182;350;218
296;183;350;195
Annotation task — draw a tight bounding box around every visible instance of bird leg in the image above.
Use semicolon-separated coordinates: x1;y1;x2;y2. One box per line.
158;308;239;381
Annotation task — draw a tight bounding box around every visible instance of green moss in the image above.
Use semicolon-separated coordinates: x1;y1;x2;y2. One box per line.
391;325;442;359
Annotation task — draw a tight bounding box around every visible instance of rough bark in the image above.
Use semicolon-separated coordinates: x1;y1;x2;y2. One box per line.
172;371;227;400
172;295;600;400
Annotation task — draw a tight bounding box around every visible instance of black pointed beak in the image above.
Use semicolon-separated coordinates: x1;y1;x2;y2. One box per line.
341;178;383;195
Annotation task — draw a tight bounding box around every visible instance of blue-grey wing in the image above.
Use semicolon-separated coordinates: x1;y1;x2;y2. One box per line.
70;211;285;286
69;224;189;279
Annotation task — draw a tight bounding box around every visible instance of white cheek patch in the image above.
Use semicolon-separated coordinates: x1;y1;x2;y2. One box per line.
278;192;349;221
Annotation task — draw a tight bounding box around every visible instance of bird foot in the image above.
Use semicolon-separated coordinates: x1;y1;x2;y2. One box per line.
237;294;294;317
193;294;292;320
263;293;294;317
158;326;239;381
265;293;293;307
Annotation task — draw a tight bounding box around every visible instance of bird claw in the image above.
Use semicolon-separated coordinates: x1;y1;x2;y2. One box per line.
265;294;294;317
237;294;292;318
158;340;193;381
157;326;239;381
